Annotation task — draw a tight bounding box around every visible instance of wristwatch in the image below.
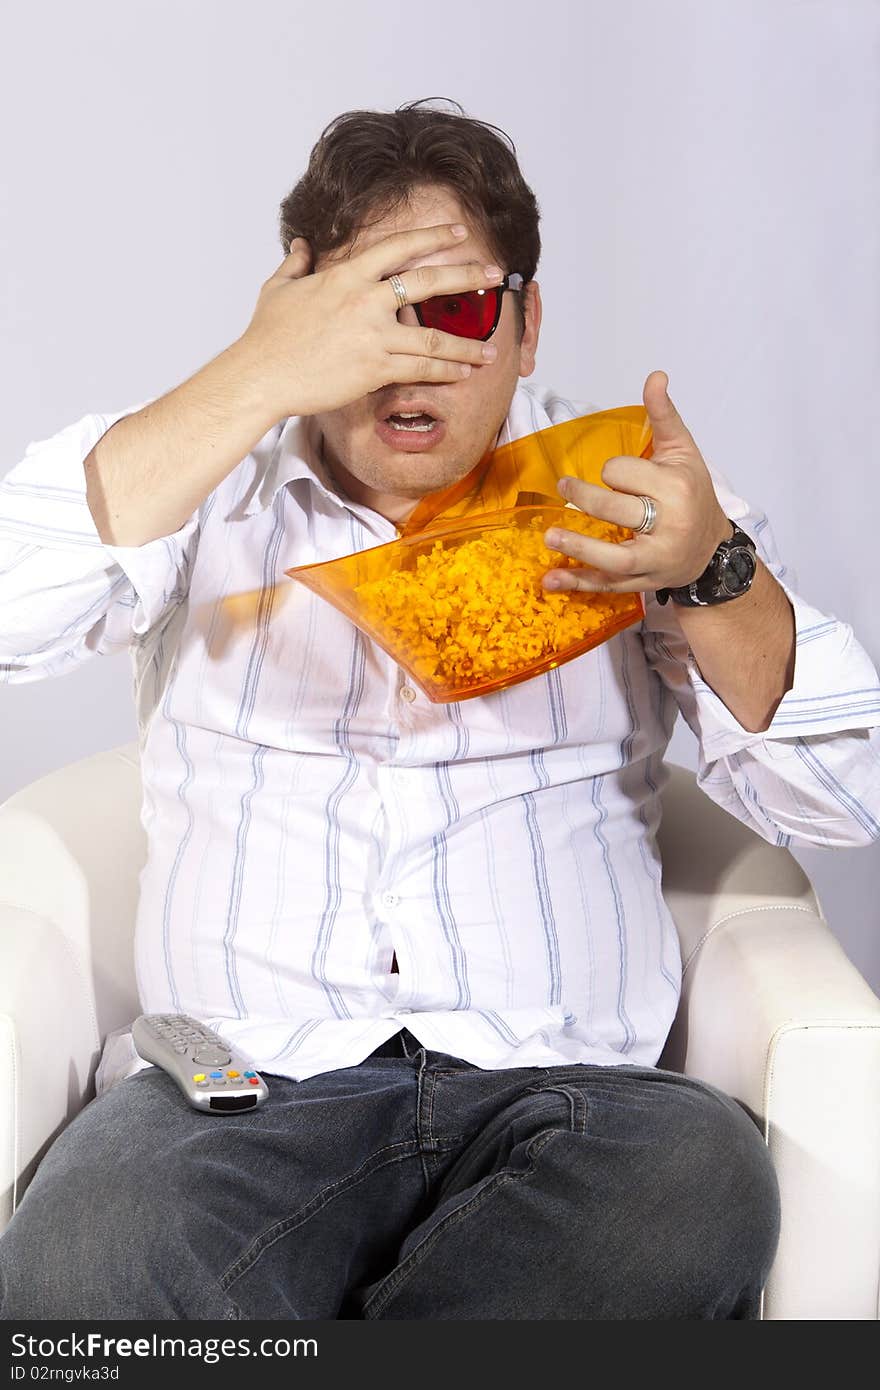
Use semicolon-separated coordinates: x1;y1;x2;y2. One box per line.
655;520;758;607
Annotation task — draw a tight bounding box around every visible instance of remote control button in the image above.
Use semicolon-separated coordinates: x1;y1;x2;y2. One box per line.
192;1073;206;1082
196;1081;210;1088
226;1070;240;1078
172;1043;188;1053
243;1071;255;1078
248;1078;260;1085
193;1046;232;1066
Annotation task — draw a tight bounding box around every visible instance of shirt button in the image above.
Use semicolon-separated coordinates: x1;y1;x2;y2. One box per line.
382;892;399;908
400;685;417;702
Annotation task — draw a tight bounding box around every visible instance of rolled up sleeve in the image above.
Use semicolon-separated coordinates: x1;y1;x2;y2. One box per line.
642;464;880;849
0;399;200;683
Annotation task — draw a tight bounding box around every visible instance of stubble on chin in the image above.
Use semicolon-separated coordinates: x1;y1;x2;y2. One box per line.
327;434;463;498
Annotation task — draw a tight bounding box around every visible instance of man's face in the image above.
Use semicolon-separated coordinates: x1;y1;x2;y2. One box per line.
310;184;542;526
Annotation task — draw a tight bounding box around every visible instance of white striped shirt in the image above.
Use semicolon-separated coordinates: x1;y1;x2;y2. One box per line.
2;381;879;1091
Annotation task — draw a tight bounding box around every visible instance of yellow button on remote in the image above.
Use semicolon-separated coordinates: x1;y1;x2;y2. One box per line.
192;1073;206;1082
227;1070;241;1079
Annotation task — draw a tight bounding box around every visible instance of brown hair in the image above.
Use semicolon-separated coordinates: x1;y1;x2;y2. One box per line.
278;97;541;336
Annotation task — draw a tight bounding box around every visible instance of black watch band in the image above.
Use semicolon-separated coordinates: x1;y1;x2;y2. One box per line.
655;521;757;607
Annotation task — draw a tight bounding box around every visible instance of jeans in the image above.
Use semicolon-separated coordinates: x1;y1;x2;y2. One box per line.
0;1029;780;1320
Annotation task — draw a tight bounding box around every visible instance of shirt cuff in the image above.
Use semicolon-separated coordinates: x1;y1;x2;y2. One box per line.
684;577;880;761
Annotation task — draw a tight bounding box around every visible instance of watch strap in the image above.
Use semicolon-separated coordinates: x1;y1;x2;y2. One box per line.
656;521;756;607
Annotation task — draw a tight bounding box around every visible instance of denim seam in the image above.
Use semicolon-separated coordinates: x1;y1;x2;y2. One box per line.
219;1140;419;1292
425;1069;451;1146
424;1069;461;1130
414;1052;435;1187
362;1125;565;1318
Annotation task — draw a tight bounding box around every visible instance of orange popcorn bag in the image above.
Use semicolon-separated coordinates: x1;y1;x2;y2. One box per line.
285;405;654;703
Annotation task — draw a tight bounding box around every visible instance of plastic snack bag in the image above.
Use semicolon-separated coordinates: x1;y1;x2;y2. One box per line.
285;405;653;703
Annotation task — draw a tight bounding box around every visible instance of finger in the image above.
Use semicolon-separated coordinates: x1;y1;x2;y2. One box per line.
564;457;663;506
390;258;504;307
268;237;314;282
561;471;661;528
643;370;696;453
357;222;469;281
543;567;645;594
542;526;640;580
378;354;479;386
392;323;498;368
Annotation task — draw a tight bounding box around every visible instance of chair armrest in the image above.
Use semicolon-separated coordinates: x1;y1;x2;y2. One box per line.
664;903;880;1320
0;905;101;1231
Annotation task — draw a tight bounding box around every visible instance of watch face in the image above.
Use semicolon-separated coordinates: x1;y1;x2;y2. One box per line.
719;545;756;595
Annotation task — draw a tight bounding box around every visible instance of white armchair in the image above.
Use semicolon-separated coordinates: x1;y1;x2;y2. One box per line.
1;741;878;1319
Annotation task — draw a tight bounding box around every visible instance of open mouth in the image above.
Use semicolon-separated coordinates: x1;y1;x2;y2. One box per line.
384;412;439;433
375;404;447;450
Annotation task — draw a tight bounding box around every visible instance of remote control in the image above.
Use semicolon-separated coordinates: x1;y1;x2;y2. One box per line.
132;1013;269;1114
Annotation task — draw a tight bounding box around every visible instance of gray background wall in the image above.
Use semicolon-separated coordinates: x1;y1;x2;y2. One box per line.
2;0;878;987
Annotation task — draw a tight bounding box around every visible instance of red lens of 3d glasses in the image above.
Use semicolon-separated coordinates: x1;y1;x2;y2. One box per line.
415;288;502;340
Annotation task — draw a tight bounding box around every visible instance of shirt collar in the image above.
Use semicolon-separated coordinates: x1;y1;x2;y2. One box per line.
236;412;340;519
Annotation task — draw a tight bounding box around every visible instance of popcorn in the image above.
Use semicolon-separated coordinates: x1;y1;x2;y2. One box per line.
354;514;634;689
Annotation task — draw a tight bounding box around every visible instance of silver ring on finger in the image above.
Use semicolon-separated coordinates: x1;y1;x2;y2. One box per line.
388;274;408;310
633;495;657;534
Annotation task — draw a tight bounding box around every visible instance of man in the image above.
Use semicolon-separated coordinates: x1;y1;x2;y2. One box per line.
1;99;878;1321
